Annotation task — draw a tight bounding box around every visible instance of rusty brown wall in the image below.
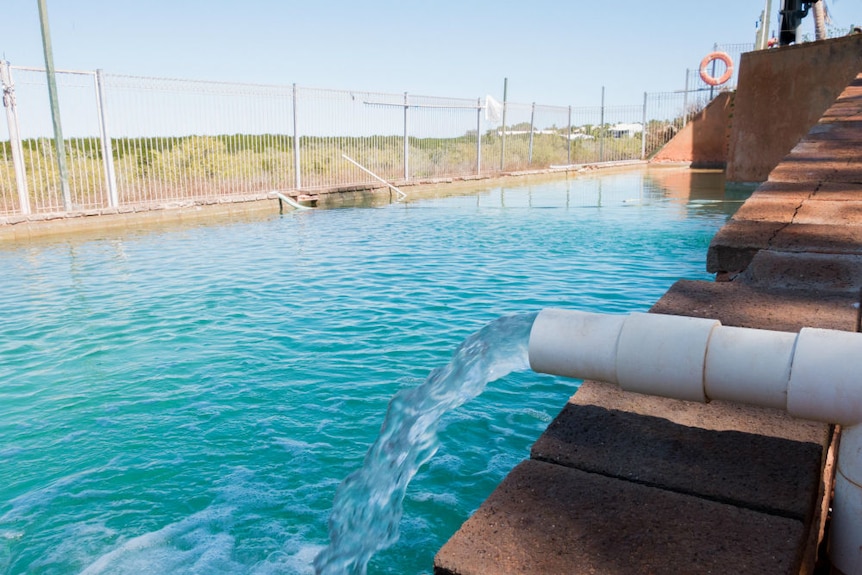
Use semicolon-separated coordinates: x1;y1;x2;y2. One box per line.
726;34;862;183
651;92;733;167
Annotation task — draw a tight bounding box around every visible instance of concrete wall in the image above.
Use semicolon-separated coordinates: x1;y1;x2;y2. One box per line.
651;92;733;168
727;34;862;183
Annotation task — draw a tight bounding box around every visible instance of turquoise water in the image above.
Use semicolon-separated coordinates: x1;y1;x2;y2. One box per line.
0;169;741;574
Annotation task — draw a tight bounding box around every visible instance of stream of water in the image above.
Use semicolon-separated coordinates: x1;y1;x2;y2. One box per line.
313;313;537;574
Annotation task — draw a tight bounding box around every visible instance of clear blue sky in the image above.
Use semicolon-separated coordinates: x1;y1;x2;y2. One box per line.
2;1;860;107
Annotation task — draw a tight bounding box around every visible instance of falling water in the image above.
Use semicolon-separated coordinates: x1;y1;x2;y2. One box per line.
313;312;538;574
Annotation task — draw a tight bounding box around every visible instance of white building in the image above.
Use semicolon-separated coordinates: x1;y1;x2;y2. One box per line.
608;123;643;138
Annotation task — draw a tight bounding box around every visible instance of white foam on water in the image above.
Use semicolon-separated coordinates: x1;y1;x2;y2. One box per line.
255;543;325;575
274;437;333;454
26;521;118;573
522;407;553;422
80;506;241;575
407;490;459;507
473;452;522;478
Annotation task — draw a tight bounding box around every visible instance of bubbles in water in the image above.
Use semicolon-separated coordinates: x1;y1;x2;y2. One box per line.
313;312;537;575
78;506;240;575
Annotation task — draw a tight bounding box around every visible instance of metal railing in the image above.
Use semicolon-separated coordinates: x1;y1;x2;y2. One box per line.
0;47;748;217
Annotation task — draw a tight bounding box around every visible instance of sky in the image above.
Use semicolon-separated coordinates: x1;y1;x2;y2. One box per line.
1;1;861;107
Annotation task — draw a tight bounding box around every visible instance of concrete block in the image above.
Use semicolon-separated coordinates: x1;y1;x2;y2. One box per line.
749;180;816;201
794;201;862;225
771;223;862;254
768;157;843;184
806;121;862;142
565;380;828;445
732;197;803;223
813;181;862;200
821;104;862;123
434;460;806;575
707;220;786;274
531;400;823;521
736;251;862;293
650;280;859;332
829;158;862;185
790;140;862;160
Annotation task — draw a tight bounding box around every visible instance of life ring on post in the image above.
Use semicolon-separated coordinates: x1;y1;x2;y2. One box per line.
699;51;733;86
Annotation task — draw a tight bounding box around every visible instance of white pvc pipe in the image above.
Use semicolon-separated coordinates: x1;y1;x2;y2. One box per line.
788;328;862;426
528;308;625;385
528;308;862;574
831;424;862;575
529;309;862;423
341;154;407;200
616;312;718;402
703;325;794;411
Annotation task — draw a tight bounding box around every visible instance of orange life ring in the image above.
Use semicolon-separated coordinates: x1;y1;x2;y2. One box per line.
699;51;733;86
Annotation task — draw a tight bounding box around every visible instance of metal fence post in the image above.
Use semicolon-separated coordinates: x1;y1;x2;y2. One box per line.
641;92;648;160
403;92;409;180
709;42;718;100
38;0;72;211
476;97;482;175
567;105;572;165
94;69;118;208
528;102;535;165
500;77;507;172
599;86;605;162
1;60;30;215
682;69;690;128
292;83;301;190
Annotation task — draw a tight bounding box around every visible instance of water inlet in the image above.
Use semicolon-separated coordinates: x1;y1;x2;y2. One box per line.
528;308;862;575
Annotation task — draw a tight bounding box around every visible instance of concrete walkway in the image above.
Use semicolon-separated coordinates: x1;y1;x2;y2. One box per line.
434;74;862;575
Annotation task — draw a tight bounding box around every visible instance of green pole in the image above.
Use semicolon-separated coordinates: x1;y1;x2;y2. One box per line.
37;0;72;211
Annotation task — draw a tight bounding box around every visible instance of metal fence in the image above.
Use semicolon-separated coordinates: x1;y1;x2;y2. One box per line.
1;46;749;217
680;42;754;124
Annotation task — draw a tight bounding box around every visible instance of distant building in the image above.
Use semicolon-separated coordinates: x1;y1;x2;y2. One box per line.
608;123;643;138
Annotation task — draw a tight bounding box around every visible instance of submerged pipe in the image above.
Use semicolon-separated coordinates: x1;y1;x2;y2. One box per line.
528;309;862;574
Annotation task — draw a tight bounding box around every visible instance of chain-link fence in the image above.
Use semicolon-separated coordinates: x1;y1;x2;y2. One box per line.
1;45;750;216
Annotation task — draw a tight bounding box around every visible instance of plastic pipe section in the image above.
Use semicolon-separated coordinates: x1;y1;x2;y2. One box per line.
529;309;862;423
528;309;862;575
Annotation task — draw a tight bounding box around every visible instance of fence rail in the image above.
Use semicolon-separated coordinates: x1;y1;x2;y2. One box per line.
1;47;747;217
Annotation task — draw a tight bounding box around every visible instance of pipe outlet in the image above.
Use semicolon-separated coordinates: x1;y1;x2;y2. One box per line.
788;327;862;426
529;308;862;423
528;308;625;384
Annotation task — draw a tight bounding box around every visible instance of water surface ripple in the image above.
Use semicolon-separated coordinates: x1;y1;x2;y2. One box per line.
0;171;740;574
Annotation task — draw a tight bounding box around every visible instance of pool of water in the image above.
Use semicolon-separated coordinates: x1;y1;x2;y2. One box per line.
0;168;744;574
